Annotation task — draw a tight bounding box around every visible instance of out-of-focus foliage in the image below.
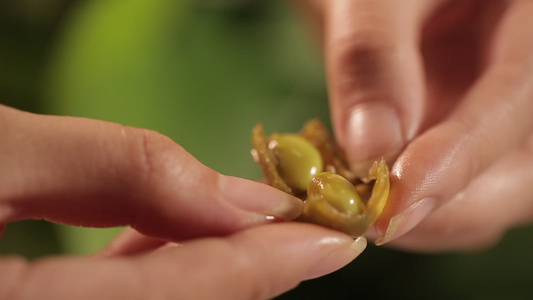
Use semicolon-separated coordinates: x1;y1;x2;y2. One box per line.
0;0;74;112
44;0;329;177
42;0;328;255
1;0;533;299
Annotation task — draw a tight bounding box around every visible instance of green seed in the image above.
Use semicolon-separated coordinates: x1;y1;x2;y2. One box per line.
307;172;365;215
271;134;323;192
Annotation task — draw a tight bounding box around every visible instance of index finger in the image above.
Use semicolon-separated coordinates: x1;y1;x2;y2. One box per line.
0;105;303;241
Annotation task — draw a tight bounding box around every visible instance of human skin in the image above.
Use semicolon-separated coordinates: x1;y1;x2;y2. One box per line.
3;0;533;296
295;0;533;251
0;105;366;299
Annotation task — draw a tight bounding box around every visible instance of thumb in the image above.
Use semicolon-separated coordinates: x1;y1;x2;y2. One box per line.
325;0;428;175
3;223;367;300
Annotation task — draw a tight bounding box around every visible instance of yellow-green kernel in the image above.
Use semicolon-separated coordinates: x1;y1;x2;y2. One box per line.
251;120;391;238
301;172;368;237
271;134;323;192
307;172;365;215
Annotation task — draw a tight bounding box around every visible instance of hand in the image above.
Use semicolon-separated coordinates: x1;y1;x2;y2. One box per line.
0;105;366;299
297;0;533;251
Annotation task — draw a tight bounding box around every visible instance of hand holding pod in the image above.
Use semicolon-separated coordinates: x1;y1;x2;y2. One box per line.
252;120;390;237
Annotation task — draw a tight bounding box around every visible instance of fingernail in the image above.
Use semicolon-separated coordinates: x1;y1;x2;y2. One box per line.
219;175;304;220
375;198;436;245
346;104;404;177
305;236;367;280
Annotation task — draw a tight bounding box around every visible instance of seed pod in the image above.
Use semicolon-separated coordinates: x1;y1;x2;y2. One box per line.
299;119;354;181
251;120;390;237
252;124;324;196
270;134;323;192
251;124;293;194
364;159;390;227
300;172;368;237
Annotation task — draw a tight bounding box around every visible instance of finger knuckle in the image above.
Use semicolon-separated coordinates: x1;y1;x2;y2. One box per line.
330;26;395;99
136;128;179;184
128;127;198;193
124;128;185;201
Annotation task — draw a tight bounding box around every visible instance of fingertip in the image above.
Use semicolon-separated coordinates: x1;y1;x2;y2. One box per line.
219;175;304;221
375;198;436;245
304;235;367;280
325;0;425;175
346;103;405;177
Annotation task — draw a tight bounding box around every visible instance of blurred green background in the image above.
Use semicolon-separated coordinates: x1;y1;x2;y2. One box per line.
1;0;533;299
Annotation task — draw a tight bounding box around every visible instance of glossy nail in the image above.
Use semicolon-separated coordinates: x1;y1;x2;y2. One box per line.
305;236;367;280
219;175;304;220
375;198;436;245
346;104;404;177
